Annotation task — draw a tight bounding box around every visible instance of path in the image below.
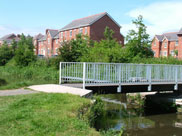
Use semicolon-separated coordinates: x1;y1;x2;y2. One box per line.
0;89;37;96
28;84;92;97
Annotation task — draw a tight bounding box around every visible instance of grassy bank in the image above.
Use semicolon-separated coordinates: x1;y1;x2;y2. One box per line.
0;60;59;90
0;93;100;136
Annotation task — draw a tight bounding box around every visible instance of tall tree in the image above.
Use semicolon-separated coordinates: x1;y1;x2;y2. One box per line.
125;15;153;60
14;34;36;66
58;34;91;62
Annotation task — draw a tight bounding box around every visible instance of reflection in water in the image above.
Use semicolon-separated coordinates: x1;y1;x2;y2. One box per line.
98;94;182;136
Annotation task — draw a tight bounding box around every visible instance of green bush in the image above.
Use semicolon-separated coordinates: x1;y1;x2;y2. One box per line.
0;42;14;66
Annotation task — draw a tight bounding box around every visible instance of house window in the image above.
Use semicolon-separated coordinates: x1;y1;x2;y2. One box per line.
163;51;167;57
176;41;178;46
85;27;87;34
70;30;72;37
41;41;44;45
48;38;50;44
56;39;58;44
170;50;175;56
154;41;156;46
79;28;83;34
153;51;156;56
164;41;167;48
61;32;63;39
56;48;58;55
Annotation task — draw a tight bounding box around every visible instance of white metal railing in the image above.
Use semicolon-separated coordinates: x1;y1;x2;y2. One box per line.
59;62;182;91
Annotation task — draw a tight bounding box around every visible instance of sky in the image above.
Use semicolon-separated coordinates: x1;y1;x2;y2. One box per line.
0;0;182;38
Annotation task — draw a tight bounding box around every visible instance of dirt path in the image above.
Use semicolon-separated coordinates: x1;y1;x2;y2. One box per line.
0;89;37;96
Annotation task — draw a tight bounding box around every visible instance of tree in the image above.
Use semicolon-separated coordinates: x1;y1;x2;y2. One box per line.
58;34;91;62
82;27;126;63
125;15;153;60
14;34;36;66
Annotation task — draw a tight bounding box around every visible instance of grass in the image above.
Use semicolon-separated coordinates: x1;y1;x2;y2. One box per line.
0;93;100;136
0;63;59;90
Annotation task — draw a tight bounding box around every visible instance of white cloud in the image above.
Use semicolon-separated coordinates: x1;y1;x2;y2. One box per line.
0;25;45;38
121;1;182;38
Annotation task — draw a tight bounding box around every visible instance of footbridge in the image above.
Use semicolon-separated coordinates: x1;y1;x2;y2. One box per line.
59;62;182;93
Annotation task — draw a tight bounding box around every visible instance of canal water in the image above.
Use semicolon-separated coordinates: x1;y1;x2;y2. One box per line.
97;94;182;136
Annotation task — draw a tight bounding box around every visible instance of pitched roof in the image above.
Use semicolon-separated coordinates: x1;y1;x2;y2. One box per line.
155;32;178;42
34;33;44;40
163;32;178;41
59;12;120;32
0;33;16;40
155;35;164;41
38;35;46;41
47;29;59;38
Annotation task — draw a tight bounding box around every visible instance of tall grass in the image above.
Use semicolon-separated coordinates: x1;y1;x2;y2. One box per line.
0;59;59;90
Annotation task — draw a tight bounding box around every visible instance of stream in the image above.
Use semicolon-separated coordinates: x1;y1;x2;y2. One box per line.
97;94;182;136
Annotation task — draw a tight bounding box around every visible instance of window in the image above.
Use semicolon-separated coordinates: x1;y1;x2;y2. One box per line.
61;32;63;39
176;41;178;46
85;27;87;35
154;41;156;46
56;48;58;55
79;28;83;34
70;30;72;37
48;38;50;44
56;39;58;44
163;51;167;57
41;49;43;55
153;51;156;56
170;50;175;56
41;41;44;45
164;41;167;48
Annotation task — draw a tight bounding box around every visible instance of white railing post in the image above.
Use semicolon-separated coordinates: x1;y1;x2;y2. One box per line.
117;64;122;93
147;65;152;91
83;62;86;89
174;66;178;90
59;62;62;84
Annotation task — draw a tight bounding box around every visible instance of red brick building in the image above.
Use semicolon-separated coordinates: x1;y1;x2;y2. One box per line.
0;34;20;46
152;28;182;59
34;12;124;57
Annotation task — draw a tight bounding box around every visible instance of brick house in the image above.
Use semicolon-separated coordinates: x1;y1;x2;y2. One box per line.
34;12;124;57
0;33;20;46
151;28;182;59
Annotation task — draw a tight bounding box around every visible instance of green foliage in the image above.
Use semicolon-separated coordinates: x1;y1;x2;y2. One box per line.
0;41;14;66
82;27;125;63
125;15;153;61
58;34;91;62
14;34;36;66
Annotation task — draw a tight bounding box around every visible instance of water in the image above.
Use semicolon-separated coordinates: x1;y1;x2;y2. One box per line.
97;94;182;136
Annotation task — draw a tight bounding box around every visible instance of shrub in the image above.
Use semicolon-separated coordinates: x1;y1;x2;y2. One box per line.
0;42;14;66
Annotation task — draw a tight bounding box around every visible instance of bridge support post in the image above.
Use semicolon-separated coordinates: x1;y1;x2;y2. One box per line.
117;64;122;93
147;65;152;91
174;66;178;90
83;62;86;90
59;62;62;84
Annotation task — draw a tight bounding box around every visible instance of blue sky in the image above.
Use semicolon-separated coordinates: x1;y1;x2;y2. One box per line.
0;0;182;37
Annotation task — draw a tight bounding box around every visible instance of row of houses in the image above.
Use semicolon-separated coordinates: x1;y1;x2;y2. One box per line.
1;12;182;59
152;28;182;59
33;12;124;57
